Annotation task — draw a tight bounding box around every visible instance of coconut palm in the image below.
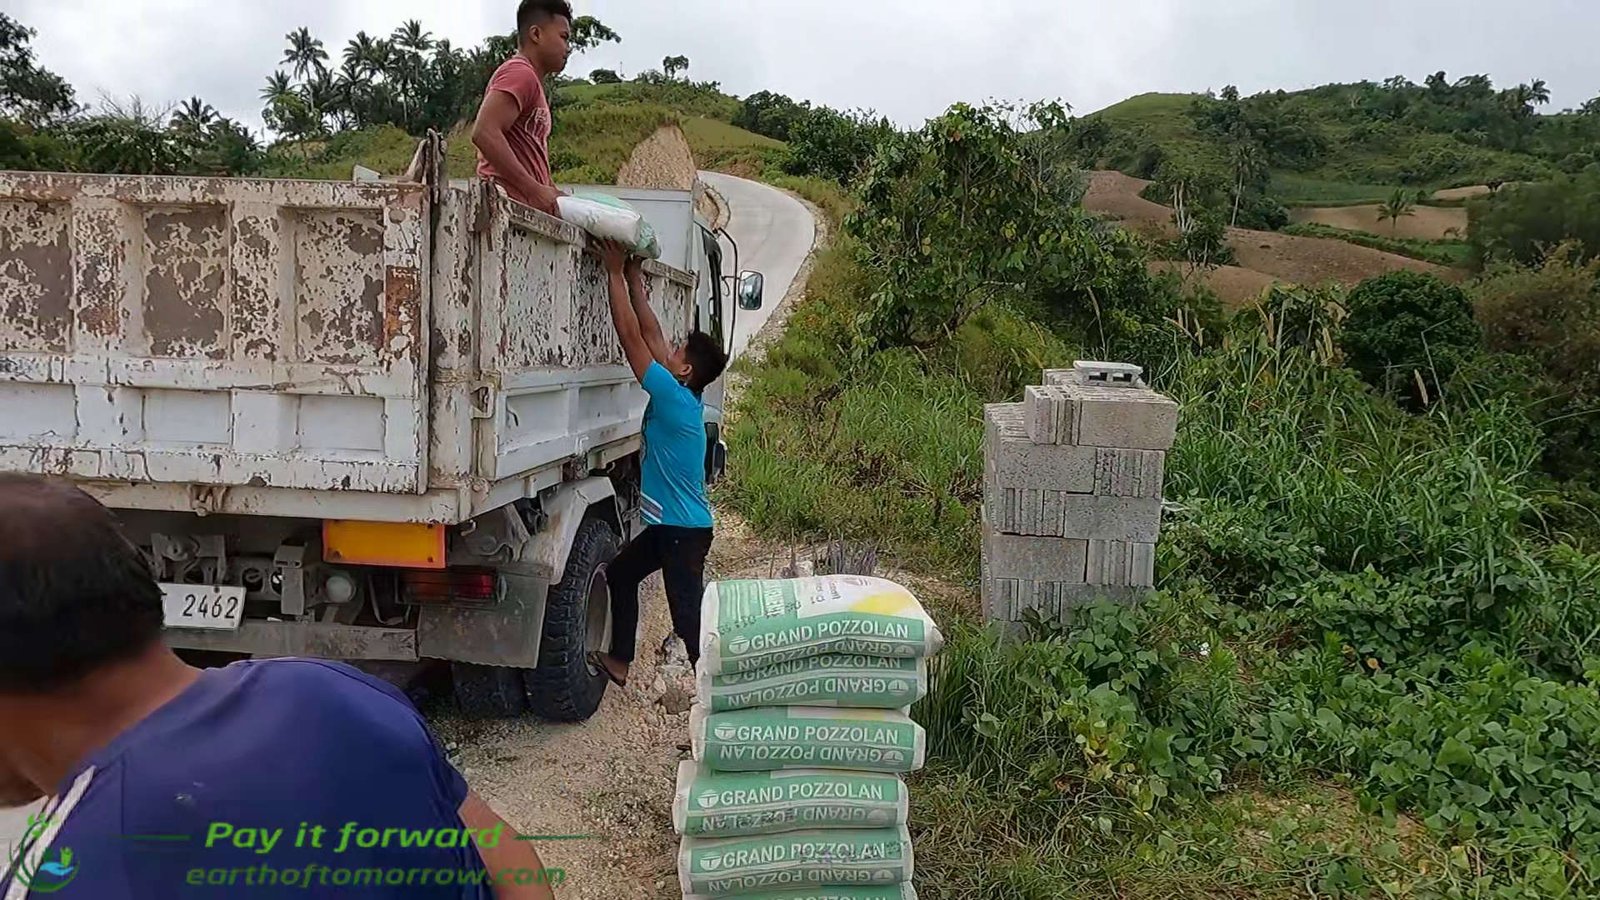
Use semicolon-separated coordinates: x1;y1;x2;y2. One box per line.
1377;188;1417;236
282;28;327;81
169;96;216;140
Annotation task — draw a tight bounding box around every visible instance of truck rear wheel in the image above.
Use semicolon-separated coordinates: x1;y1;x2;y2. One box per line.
524;515;620;722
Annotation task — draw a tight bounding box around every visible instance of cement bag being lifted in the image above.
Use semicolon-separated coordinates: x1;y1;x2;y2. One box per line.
683;885;918;900
678;825;914;897
701;575;944;675
691;705;926;774
673;760;909;837
697;653;928;712
557;191;661;259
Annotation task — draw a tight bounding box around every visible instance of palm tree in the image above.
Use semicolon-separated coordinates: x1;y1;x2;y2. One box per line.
261;71;295;105
393;20;433;55
170;96;216;139
1377;188;1417;236
282;28;328;81
1528;79;1551;107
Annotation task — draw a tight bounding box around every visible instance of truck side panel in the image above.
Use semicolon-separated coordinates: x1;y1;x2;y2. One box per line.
0;172;431;494
473;190;696;483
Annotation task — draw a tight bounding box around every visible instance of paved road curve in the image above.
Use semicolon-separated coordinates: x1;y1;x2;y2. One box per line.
699;170;816;359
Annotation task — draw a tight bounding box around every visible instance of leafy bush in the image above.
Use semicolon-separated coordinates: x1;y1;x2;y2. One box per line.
1338;271;1482;407
1471;245;1600;479
1469;172;1600;267
783;105;897;185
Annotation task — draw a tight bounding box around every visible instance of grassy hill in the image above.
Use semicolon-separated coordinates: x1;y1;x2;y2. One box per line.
1087;79;1589;206
261;78;782;187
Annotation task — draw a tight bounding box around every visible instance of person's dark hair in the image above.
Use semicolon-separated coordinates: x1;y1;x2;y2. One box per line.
517;0;574;37
0;475;163;693
684;331;729;392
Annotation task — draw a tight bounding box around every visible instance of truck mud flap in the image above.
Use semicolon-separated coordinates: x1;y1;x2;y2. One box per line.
416;571;549;668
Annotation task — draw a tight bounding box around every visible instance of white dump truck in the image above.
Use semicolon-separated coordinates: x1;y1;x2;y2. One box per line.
0;135;765;722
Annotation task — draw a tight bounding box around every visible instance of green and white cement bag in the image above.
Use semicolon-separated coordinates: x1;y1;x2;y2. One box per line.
678;825;914;897
683;885;918;900
673;761;910;837
697;653;928;712
701;575;944;675
557;191;661;259
691;706;926;774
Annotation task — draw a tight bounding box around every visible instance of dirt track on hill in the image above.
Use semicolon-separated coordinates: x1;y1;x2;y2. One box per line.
1083;171;1457;307
1290;204;1468;241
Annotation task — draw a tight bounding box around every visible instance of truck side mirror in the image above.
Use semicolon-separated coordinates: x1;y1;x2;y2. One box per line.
738;271;765;311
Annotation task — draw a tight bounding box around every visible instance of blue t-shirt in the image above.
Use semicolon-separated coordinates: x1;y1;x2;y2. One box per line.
0;660;494;900
640;362;713;529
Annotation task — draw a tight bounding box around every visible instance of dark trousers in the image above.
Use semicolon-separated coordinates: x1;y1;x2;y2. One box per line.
607;525;714;667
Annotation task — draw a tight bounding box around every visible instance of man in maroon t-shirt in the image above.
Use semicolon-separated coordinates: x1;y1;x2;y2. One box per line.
471;0;574;217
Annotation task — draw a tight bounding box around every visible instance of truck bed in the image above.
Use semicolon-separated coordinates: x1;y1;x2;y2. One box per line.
0;167;696;524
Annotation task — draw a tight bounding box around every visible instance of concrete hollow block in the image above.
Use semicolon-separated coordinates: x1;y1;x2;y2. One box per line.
982;528;1089;585
984;476;1163;542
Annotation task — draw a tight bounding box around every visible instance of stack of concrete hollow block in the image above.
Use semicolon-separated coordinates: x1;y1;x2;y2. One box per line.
980;361;1178;635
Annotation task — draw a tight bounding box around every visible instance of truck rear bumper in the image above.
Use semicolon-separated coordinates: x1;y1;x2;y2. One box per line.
165;621;419;661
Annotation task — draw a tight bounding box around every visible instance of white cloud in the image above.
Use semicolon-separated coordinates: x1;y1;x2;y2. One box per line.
7;0;1598;139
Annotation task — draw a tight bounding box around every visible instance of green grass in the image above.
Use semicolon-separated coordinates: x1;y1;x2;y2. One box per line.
681;115;784;177
724;202;1600;894
558;80;740;121
720;238;1075;575
1271;173;1408;206
1282;222;1473;267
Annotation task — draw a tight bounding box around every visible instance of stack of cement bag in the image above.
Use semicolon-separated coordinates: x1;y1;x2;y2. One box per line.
675;574;944;900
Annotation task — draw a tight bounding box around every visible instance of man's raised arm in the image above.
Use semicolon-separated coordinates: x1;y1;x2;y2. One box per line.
599;241;655;384
625;258;672;368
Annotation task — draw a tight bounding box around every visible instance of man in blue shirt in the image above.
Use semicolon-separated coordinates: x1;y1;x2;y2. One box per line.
589;240;728;687
0;474;556;899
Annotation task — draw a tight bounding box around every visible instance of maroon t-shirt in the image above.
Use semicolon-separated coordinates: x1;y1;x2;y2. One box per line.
476;55;553;207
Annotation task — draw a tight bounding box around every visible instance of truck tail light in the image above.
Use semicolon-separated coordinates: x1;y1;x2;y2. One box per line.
400;568;501;605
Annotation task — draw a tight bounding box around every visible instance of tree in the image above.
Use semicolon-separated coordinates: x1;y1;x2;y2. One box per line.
1339;271;1482;408
848;100;1171;357
169;97;216;143
1377;188;1417;236
589;68;622;84
570;16;620;53
734;90;809;142
1157;161;1235;272
0;13;77;126
663;55;690;80
282;28;328;81
784;105;896;185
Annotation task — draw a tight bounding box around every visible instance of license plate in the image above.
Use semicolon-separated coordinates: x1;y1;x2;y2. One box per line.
161;584;247;631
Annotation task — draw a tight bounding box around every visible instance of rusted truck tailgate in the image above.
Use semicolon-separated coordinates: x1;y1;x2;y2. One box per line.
0;173;430;495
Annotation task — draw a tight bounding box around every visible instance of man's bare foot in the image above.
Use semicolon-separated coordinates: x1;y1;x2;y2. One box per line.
588;651;630;687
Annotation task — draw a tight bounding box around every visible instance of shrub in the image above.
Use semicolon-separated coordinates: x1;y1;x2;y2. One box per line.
1338;271;1482;407
1472;245;1600;479
1469;171;1600;267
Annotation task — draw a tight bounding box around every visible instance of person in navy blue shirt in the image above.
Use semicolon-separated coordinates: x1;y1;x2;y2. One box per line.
588;240;729;688
0;474;556;900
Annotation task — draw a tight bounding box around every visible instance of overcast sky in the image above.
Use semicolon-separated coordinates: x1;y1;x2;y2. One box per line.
6;0;1598;137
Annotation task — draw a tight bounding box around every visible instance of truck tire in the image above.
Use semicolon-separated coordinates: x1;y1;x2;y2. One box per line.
524;515;620;723
450;663;529;719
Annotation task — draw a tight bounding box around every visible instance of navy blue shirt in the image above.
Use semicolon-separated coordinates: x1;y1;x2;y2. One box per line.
0;660;494;899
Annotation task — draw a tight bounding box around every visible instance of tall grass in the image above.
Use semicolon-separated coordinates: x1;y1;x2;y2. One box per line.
909;340;1599;895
